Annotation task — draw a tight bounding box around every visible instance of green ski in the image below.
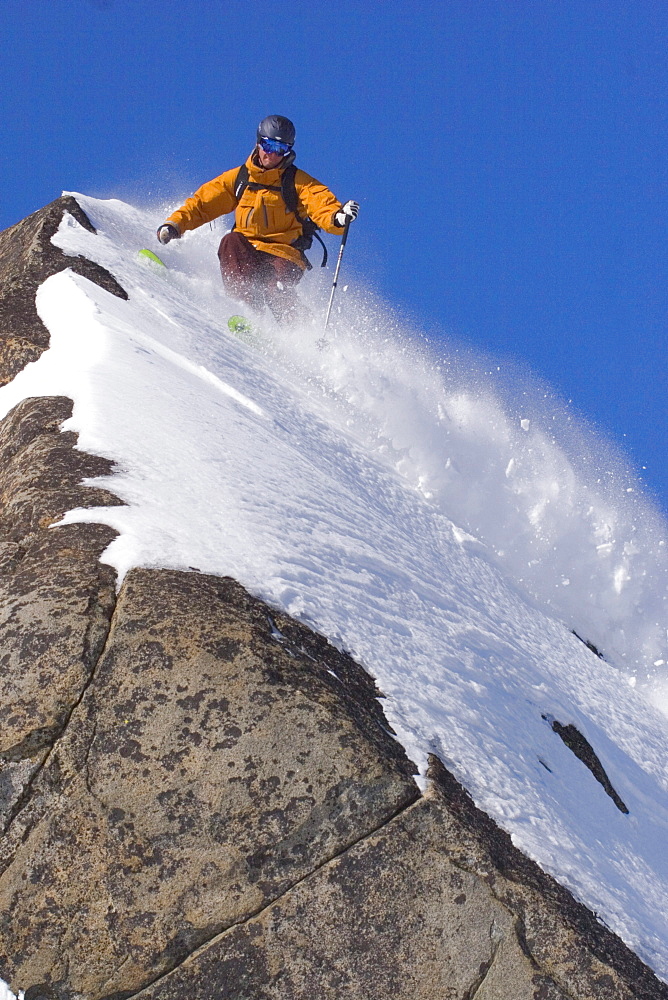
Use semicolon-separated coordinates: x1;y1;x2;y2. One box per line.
138;248;167;268
227;315;265;349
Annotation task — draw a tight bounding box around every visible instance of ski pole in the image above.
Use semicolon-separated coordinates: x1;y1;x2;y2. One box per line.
323;219;351;330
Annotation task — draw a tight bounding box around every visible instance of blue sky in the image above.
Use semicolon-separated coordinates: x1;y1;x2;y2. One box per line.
2;0;666;512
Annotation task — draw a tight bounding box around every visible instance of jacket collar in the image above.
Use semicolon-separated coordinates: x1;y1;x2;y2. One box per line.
247;148;295;183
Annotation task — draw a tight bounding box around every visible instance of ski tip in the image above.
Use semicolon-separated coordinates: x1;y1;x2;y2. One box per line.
227;315;267;349
228;315;253;334
138;248;167;268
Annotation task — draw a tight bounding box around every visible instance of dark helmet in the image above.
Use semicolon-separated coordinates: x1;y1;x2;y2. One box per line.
257;115;296;146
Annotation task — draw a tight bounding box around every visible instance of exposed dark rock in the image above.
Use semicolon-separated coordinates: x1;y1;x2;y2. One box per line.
123;755;661;1000
0;569;419;999
0;197;123;828
0;395;120;832
427;757;658;997
24;986;59;1000
572;630;604;659
0;195;127;386
544;716;629;814
127;777;566;1000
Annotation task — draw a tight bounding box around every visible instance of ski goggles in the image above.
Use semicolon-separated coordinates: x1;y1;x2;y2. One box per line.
258;135;293;156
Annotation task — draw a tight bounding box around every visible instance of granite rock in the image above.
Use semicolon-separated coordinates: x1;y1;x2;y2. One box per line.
0;195;126;386
0;395;119;831
0;569;419;998
127;757;663;1000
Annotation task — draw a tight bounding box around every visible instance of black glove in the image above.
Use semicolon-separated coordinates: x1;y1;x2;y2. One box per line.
157;224;180;245
334;200;360;226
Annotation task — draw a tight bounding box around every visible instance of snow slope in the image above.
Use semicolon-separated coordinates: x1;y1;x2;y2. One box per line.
1;193;668;979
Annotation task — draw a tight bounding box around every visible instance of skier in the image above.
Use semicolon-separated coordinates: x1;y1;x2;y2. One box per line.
157;115;359;322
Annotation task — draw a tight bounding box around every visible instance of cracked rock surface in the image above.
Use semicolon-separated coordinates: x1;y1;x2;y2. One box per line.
0;569;419;998
1;197;668;1000
129;757;664;1000
0;395;119;832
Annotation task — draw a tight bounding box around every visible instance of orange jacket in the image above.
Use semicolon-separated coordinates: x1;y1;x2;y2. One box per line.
167;152;346;270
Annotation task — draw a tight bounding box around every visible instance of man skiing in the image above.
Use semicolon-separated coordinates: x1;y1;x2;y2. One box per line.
157;115;359;322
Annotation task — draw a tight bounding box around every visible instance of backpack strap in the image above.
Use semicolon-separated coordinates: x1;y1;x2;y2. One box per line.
281;165;327;268
232;163;328;268
308;230;328;268
234;164;283;198
233;164;249;201
280;164;299;215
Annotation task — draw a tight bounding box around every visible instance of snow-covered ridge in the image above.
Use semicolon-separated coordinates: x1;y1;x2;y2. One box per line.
1;193;668;978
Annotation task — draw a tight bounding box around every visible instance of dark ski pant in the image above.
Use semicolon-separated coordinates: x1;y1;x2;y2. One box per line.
218;232;303;323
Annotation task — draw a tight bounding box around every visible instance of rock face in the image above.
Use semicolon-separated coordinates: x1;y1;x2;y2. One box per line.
0;394;119;832
0;197;667;1000
0;196;127;387
131;757;661;1000
0;569;419;998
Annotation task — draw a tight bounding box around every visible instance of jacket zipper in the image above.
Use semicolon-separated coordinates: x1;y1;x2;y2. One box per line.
262;200;269;227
